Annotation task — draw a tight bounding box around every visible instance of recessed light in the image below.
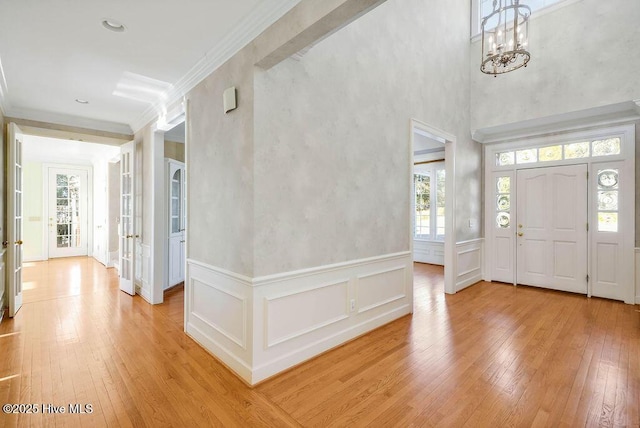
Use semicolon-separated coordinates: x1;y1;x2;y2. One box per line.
102;19;126;32
75;99;89;104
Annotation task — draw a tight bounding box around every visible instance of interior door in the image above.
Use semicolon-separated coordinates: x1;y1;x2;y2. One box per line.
119;141;136;295
8;123;24;316
48;167;89;258
167;161;185;288
516;164;588;294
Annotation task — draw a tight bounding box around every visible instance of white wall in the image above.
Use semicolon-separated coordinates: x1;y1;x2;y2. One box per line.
254;0;479;276
187;46;255;277
183;0;478;385
470;0;640;131
23;162;44;261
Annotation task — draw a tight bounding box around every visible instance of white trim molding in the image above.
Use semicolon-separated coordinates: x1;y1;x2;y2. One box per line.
137;243;152;303
413;240;444;265
0;251;5;323
635;248;640;304
455;239;484;292
130;0;301;133
185;251;413;385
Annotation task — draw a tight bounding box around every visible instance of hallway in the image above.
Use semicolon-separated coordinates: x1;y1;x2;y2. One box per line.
1;258;638;426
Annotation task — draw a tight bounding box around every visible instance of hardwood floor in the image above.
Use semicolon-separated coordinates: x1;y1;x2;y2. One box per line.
1;258;638;427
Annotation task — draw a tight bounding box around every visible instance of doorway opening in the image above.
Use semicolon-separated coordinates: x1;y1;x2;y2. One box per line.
516;164;588;294
484;124;635;303
22;134;120;264
410;120;456;294
163;121;186;291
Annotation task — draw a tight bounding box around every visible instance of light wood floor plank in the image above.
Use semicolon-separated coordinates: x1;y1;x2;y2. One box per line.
1;258;638;426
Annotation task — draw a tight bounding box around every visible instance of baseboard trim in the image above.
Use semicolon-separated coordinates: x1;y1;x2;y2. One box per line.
186;251;414;385
251;304;411;384
138;281;152;303
455;239;484;292
186;323;253;382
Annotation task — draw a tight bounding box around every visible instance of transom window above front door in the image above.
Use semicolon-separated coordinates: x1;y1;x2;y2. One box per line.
495;137;621;167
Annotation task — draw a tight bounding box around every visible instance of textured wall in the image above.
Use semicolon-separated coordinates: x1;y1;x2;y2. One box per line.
164;140;185;163
186;46;255;276
253;0;479;275
470;0;640;130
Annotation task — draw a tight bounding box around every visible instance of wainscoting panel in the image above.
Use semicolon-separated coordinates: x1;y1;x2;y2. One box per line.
456;239;484;292
185;253;412;385
251;251;412;385
192;278;247;348
185;260;253;381
357;266;407;314
265;280;349;348
413;240;444;265
137;243;151;302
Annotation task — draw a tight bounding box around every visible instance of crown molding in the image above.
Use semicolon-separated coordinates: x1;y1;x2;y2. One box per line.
129;0;301;133
5;106;133;136
472;101;640;144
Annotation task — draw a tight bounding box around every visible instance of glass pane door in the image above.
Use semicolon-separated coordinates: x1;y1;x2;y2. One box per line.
56;173;81;248
48;167;88;258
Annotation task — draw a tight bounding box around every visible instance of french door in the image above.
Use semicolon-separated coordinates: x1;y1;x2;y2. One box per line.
119;141;137;295
8;123;24;317
47;167;89;258
516;164;588;294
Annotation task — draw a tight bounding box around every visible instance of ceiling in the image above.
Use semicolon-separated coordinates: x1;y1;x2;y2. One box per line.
24;134;120;164
413;130;445;154
0;0;299;135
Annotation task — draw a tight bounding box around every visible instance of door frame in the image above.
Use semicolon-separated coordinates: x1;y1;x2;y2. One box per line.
410;119;457;294
165;159;186;289
42;163;93;260
483;123;635;303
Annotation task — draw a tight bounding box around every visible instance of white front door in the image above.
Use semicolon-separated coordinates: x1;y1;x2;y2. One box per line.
516;164;588;294
167;161;185;288
119;141;137;295
8;123;24;317
48;167;89;258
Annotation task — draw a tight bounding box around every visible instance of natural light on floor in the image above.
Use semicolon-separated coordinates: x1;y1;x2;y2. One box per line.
0;374;21;382
22;281;37;290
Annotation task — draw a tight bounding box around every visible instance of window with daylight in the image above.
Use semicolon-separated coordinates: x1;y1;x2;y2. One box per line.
414;163;445;241
597;168;619;232
495;137;621;167
472;0;572;36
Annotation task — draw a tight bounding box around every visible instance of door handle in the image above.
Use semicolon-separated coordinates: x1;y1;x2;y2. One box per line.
517;232;524;237
180;240;185;243
15;240;23;245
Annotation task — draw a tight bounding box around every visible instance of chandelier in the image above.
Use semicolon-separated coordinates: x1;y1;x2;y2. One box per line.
481;0;531;75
